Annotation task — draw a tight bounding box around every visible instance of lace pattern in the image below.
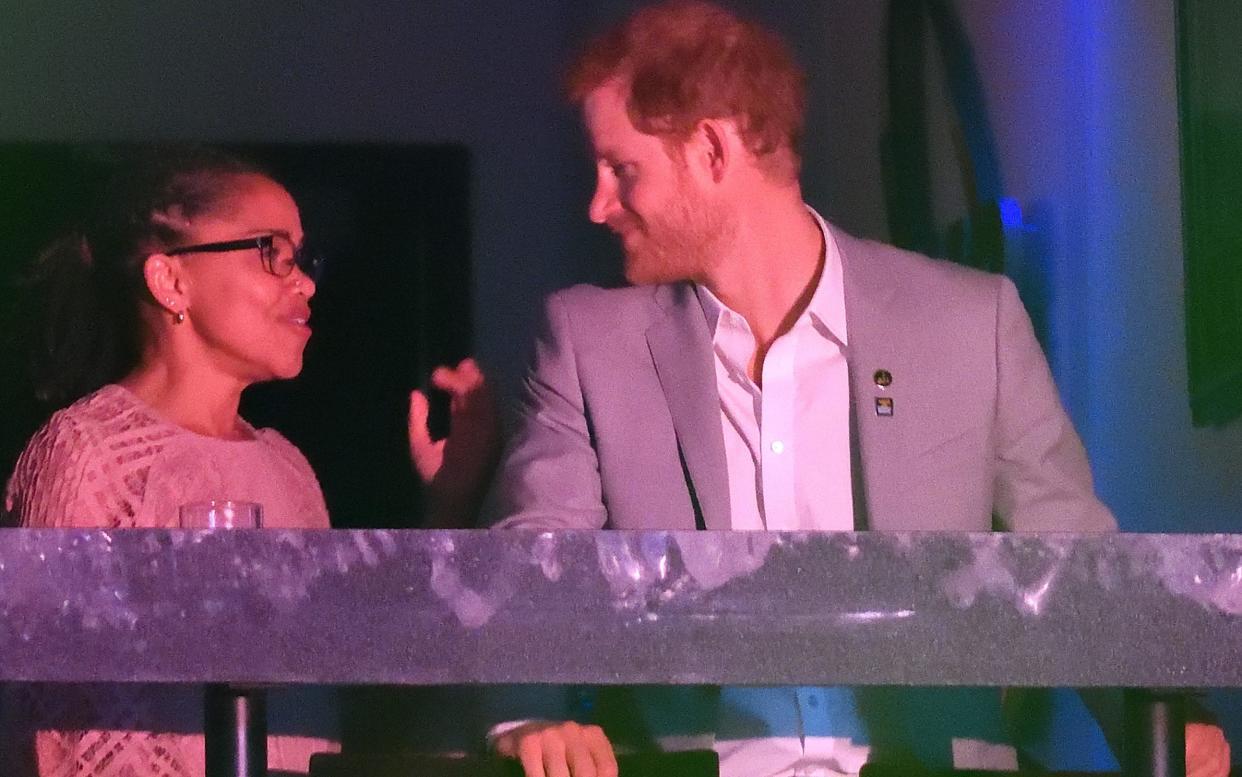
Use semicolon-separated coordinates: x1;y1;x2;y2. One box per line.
3;385;337;776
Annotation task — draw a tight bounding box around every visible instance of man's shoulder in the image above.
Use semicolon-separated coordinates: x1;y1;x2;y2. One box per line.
832;226;1011;316
837;228;1006;289
546;281;670;308
542;282;689;331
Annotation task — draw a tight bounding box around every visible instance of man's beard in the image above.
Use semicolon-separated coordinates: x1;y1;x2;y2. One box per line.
616;189;734;286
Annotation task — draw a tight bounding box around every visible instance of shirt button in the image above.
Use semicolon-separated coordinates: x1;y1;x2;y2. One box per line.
770;440;785;454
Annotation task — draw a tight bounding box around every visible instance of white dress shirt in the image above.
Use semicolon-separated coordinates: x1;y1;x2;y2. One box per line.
696;208;853;533
695;209;869;777
692;209;1019;777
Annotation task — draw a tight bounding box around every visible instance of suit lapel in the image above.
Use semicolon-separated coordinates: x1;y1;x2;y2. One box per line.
645;284;732;530
640;226;917;532
836;227;909;529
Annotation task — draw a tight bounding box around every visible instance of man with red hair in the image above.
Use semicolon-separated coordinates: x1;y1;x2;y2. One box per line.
485;3;1230;776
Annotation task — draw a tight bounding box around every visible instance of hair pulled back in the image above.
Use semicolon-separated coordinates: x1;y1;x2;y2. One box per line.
27;145;264;407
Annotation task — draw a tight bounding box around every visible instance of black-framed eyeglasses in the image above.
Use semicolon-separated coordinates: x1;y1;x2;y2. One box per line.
165;234;323;280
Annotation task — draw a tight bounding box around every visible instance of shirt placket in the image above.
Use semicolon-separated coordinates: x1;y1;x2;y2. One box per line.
761;327;798;531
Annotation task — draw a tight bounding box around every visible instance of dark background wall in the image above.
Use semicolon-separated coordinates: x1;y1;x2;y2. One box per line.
3;0;1242;755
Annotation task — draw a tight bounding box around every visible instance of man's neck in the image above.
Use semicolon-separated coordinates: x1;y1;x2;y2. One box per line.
701;194;826;378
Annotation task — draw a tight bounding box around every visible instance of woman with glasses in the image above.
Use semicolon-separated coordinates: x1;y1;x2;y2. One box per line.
1;147;338;777
7;147;327;531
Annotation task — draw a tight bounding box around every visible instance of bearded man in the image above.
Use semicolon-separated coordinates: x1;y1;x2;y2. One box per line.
482;3;1231;777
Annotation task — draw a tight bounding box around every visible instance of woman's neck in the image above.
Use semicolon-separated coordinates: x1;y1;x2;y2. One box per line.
119;361;251;440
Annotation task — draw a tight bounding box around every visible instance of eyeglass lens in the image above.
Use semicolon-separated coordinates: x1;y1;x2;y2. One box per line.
261;235;322;279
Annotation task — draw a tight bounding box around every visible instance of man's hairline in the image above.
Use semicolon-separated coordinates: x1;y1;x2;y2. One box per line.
577;75;799;174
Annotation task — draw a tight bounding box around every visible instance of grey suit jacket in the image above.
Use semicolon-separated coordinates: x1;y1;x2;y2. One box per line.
488;224;1116;534
483;225;1118;767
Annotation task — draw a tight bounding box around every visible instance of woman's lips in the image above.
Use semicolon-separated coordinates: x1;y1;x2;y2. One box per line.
282;310;312;333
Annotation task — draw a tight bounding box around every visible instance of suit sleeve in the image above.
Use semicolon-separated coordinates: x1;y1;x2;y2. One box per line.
991;278;1117;532
483;291;608;529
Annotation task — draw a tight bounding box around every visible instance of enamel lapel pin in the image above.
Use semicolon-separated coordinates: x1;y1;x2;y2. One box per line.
873;369;894;416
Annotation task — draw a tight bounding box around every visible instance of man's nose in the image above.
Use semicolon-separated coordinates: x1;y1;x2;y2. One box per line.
588;177;617;225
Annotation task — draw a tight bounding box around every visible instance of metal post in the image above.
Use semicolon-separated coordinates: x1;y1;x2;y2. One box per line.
1123;690;1185;777
205;684;268;777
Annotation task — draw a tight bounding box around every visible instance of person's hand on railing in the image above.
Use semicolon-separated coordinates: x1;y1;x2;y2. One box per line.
409;358;500;527
1186;721;1230;777
493;720;618;777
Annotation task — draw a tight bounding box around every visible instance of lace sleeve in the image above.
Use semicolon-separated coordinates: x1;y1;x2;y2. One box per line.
5;411;126;528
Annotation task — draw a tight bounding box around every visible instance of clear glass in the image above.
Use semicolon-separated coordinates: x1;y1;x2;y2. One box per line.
178;500;263;529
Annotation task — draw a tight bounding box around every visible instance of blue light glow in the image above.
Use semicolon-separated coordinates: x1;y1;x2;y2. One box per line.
999;197;1023;230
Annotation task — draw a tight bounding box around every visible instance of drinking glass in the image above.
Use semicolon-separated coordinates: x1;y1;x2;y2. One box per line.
178;500;263;529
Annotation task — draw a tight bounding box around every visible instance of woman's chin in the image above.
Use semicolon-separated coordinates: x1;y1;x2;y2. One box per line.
274;361;304;381
254;357;305;383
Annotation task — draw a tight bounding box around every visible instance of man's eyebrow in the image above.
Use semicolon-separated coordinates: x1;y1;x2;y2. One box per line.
588;140;617;158
595;150;630;164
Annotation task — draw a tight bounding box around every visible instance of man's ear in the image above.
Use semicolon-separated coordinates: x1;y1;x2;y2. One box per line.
691;119;734;184
143;253;187;315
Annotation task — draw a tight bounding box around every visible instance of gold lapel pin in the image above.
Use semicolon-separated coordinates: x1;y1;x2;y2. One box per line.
873;369;893;388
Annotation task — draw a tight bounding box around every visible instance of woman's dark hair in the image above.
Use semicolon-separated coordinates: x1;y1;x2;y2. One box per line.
27;146;266;407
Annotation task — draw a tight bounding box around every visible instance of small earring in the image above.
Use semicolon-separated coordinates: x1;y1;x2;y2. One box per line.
164;298;185;324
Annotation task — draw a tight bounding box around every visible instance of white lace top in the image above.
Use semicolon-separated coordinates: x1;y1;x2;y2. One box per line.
6;384;330;530
3;384;337;776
